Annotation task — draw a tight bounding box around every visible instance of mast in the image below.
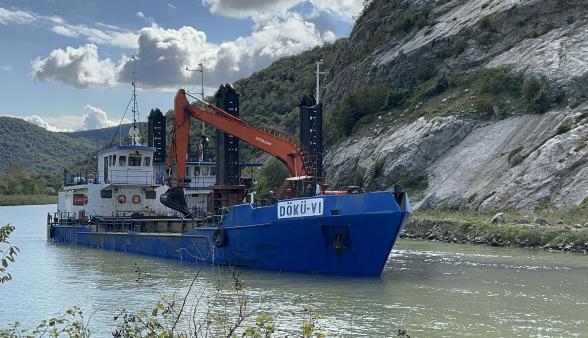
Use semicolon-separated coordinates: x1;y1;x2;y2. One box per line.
132;55;137;145
315;60;326;104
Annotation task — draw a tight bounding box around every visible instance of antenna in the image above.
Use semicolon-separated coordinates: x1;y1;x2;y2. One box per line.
129;55;141;146
186;63;206;159
316;60;326;104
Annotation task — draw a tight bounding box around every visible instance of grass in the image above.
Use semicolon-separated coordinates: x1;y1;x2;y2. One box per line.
405;208;588;252
0;194;57;206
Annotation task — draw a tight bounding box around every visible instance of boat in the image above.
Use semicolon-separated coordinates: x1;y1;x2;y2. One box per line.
47;70;411;276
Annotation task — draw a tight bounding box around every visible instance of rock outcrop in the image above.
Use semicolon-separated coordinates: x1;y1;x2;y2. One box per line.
322;0;588;211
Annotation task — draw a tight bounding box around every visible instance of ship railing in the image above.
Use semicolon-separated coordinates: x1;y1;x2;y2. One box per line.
92;215;134;232
64;170;99;186
100;170;157;186
47;211;83;226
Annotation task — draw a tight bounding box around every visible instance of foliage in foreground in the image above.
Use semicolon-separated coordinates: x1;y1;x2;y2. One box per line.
0;224;19;284
0;265;328;338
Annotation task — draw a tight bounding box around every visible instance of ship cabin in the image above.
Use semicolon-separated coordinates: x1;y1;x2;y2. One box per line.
97;145;156;185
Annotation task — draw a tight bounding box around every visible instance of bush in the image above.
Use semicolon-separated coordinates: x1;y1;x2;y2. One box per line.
554;121;572;136
416;62;437;82
331;85;392;137
450;37;467;57
474;67;522;95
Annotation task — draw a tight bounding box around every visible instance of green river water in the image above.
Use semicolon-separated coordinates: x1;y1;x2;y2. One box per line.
1;204;587;337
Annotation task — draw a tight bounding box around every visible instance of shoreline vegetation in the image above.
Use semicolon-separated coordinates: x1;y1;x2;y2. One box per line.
0;194;56;206
403;209;588;254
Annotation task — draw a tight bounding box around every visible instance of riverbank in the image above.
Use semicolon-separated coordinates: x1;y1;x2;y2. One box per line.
402;211;588;253
0;194;56;206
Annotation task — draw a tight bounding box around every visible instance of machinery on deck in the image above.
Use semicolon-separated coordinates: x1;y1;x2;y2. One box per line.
161;88;320;216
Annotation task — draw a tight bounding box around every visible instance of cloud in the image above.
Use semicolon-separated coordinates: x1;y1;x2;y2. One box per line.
31;0;354;90
1;6;137;49
202;0;363;22
82;105;120;130
202;0;299;19
0;7;36;25
24;115;72;132
1;65;15;76
32;44;126;88
117;14;331;88
310;0;363;22
18;105;127;132
50;22;139;49
167;3;177;9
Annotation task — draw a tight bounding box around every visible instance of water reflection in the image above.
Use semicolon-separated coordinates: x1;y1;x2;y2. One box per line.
2;205;588;336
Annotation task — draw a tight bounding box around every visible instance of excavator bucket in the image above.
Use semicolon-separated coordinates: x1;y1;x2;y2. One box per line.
160;187;191;216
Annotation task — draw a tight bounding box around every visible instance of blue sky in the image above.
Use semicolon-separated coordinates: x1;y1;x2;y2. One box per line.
0;0;361;131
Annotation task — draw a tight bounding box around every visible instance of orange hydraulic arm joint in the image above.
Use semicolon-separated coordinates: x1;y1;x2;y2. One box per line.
172;89;309;182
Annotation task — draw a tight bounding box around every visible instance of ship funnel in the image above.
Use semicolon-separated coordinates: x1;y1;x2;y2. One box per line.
160;187;191;216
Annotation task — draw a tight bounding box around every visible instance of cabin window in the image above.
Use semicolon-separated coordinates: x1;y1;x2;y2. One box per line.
104;156;109;166
186;167;190;176
128;155;141;166
144;157;151;166
209;166;216;175
194;166;200;176
119;156;127;166
112;155;116;166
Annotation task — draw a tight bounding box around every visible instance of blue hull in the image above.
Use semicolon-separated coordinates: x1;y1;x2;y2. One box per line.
49;192;411;276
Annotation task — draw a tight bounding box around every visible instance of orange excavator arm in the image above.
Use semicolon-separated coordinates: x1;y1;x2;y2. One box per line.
167;89;311;188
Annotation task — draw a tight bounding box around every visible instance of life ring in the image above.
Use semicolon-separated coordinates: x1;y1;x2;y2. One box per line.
117;195;127;204
132;195;141;204
212;228;227;247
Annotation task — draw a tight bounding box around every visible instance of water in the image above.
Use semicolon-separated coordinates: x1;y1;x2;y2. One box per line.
1;205;588;337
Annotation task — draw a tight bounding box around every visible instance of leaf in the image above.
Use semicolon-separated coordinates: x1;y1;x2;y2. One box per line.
2;259;7;268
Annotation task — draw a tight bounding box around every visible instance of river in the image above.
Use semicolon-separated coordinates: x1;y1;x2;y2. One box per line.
1;204;587;337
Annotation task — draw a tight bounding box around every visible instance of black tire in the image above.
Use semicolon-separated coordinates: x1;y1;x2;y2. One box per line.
212;228;227;247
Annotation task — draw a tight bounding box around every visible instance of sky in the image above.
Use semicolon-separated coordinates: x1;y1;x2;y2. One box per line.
0;0;362;132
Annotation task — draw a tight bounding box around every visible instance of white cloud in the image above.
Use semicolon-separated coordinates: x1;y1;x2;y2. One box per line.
19;106;127;132
202;0;299;19
202;0;363;22
310;0;363;22
1;65;15;76
82;105;120;130
116;13;330;88
30;1;352;90
52;25;80;38
0;7;36;25
1;6;137;49
50;22;139;49
24;115;72;132
32;44;126;88
167;3;177;9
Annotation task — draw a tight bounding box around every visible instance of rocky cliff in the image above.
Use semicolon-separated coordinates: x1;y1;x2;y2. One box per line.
322;0;588;211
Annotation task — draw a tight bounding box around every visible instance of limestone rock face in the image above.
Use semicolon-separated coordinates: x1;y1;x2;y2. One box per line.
325;105;588;210
322;0;588;210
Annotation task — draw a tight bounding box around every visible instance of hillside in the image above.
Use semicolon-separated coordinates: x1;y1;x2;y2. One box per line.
321;0;588;211
69;122;147;148
0;117;98;172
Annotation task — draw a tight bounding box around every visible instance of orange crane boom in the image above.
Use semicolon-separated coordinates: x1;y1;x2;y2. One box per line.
167;89;312;188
